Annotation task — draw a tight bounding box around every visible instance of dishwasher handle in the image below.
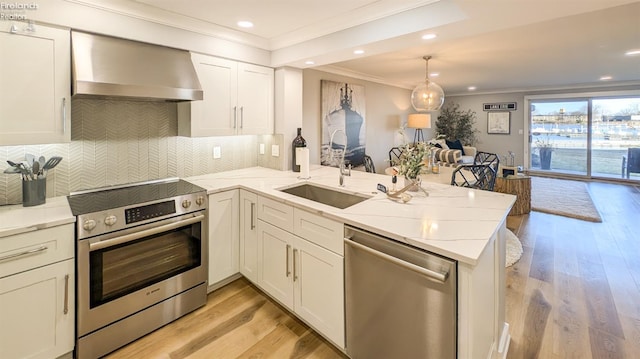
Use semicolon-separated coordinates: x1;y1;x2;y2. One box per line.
344;237;449;283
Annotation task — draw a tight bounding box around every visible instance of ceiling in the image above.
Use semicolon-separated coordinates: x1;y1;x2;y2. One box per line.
100;0;640;94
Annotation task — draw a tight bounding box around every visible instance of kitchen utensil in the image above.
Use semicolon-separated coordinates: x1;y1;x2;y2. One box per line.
3;167;22;174
22;161;34;180
42;156;63;176
38;156;46;169
25;153;36;166
32;161;40;178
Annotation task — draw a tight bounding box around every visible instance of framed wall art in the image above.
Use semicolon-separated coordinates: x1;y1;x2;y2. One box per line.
320;80;366;167
487;111;510;134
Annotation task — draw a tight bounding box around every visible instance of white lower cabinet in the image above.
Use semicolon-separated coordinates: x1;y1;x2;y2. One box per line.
208;190;240;287
257;218;344;348
0;224;75;359
239;190;258;283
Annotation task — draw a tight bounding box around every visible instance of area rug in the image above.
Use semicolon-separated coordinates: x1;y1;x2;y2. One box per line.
505;229;523;267
530;176;602;223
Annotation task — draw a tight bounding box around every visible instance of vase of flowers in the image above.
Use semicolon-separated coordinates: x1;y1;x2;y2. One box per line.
396;142;431;191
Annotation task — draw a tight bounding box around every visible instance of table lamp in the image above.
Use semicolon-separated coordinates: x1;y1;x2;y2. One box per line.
407;113;431;143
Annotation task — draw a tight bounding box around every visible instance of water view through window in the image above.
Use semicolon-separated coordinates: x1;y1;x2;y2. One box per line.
530;96;640;181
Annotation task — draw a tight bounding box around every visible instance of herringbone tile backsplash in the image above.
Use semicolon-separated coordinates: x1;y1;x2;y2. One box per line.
0;99;283;205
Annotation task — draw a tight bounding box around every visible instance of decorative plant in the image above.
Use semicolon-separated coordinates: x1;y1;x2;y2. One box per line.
435;103;480;146
396;142;431;179
535;136;555;150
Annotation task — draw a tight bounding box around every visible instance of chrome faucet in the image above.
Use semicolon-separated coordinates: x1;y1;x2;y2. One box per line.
329;129;351;186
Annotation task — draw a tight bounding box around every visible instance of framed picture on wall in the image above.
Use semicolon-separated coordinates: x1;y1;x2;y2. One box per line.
487;111;510;134
320;80;366;167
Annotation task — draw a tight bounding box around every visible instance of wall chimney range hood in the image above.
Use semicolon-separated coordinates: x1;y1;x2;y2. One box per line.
71;31;203;102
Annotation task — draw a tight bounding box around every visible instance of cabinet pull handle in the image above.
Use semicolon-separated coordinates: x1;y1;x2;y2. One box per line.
233;106;237;129
240;106;244;129
62;97;67;134
250;202;255;230
0;246;48;263
293;249;298;282
63;274;70;315
286;244;291;277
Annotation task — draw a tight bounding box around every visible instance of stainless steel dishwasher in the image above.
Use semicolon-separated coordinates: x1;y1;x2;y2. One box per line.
344;225;457;359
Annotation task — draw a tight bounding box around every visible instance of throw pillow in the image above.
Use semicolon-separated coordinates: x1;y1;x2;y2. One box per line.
428;138;449;149
445;139;465;155
434;148;462;164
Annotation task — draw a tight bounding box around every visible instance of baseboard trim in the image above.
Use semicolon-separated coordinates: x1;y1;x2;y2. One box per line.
497;322;511;359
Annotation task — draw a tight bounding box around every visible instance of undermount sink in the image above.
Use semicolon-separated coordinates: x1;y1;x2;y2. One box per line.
279;183;371;209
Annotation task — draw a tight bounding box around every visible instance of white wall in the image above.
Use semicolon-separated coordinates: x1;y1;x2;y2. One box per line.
302;69;419;173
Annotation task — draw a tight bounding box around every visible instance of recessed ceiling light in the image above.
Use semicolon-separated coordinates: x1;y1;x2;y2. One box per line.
305;60;315;65
429;72;439;78
237;20;253;28
422;33;437;40
625;49;640;56
468;86;477;91
600;75;612;81
353;49;365;55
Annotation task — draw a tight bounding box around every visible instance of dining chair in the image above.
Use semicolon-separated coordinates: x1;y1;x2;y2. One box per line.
388;147;403;166
450;164;498;191
363;155;376;173
622;147;640;178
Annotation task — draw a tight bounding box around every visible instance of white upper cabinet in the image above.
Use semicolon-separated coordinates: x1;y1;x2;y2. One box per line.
0;24;70;145
178;53;274;137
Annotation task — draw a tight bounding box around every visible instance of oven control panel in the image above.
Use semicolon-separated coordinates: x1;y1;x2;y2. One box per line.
76;192;207;240
125;200;176;224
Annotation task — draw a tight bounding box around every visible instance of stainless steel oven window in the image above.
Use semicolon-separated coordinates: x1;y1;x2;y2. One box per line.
89;223;202;307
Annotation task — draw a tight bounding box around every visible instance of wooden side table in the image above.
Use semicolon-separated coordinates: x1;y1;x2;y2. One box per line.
494;175;531;215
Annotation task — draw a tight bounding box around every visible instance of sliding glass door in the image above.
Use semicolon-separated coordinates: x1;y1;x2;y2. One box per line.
530;100;589;175
528;94;640;182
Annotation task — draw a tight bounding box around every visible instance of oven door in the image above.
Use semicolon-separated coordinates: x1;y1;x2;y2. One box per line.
77;212;207;337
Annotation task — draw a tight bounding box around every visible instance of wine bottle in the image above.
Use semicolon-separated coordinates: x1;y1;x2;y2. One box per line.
292;127;307;172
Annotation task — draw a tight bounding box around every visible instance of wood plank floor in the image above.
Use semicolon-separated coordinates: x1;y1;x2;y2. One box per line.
107;179;640;359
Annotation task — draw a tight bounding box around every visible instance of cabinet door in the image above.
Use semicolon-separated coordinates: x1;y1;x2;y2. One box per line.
0;24;70;145
237;63;274;135
208;190;240;286
293;236;345;348
239;190;259;283
257;220;294;308
0;259;74;359
178;54;238;137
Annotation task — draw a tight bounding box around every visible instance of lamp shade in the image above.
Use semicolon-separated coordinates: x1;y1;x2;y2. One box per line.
407;113;431;129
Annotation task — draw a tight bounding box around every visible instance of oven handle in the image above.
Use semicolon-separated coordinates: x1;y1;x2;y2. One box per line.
89;214;205;252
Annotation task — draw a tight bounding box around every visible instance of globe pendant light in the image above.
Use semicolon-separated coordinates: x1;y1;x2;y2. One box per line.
411;56;444;111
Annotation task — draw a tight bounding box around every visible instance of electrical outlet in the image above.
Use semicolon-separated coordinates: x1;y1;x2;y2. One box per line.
271;144;279;157
259;143;265;155
213;146;221;159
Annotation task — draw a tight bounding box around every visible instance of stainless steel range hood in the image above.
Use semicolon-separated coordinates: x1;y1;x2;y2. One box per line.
72;31;203;102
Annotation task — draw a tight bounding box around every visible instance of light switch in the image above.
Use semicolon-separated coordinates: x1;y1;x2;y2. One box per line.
213;146;221;159
271;144;279;157
259;143;265;155
518;129;523;135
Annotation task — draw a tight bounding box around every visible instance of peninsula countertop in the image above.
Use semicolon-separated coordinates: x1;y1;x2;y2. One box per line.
186;165;515;265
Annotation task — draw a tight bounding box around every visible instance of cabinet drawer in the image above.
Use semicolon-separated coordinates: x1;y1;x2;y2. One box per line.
257;196;294;233
0;224;74;278
294;209;343;255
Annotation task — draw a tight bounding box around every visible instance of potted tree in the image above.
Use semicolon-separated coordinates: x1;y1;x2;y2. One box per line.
435;103;480;146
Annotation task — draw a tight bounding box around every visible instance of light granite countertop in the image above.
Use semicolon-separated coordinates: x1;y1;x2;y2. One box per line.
0;196;75;238
186;165;516;265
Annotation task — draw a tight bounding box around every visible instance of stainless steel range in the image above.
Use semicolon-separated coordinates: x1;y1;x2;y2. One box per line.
67;178;208;359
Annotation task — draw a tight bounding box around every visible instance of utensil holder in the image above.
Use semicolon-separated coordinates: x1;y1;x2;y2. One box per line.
22;178;46;207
